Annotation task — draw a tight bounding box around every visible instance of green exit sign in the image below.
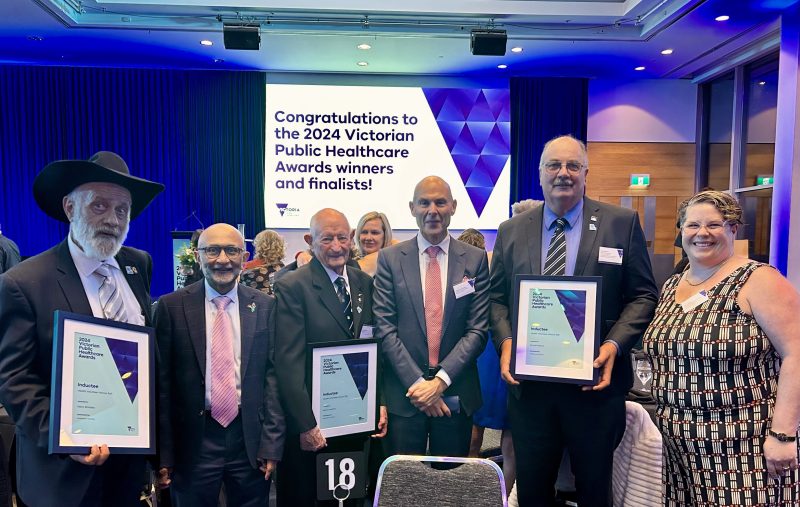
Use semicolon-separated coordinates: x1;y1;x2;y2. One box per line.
630;174;650;188
756;175;774;185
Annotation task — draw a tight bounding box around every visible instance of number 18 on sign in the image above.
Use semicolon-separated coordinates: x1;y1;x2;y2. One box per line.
316;451;367;504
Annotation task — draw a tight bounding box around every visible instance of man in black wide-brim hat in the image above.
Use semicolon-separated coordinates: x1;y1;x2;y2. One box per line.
0;151;164;507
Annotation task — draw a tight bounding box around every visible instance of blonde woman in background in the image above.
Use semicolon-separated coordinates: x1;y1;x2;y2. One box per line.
354;211;394;276
241;229;286;295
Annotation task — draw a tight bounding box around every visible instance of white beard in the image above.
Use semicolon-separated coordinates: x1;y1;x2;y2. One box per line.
70;212;129;261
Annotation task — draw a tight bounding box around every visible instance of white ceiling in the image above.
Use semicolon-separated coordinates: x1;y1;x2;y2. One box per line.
2;0;787;79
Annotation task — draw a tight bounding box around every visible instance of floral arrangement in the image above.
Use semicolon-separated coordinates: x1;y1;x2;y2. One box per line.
176;245;198;276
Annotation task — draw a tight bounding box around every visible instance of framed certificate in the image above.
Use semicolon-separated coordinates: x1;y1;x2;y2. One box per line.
511;275;603;385
309;340;379;439
49;310;155;455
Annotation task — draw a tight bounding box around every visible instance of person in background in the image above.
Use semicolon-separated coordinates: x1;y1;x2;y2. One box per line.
354;211;394;277
241;229;286;295
510;198;540;217
374;176;489;460
490;135;658;506
0;226;20;274
643;190;799;505
0;151;164;506
155;223;284;507
459;228;515;496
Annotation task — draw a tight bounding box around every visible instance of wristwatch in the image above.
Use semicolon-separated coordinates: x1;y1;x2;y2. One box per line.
768;429;797;442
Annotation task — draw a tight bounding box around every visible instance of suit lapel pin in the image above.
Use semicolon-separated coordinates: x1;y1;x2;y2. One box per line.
248;302;256;313
357;306;362;313
589;224;597;231
590;216;597;222
125;266;137;275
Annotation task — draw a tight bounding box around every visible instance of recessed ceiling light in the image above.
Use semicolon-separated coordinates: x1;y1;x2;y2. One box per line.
758;81;766;86
357;43;372;50
511;47;523;53
715;15;730;22
497;64;508;69
661;48;673;55
213;58;225;63
27;35;43;41
200;40;213;46
357;61;369;67
635;66;646;71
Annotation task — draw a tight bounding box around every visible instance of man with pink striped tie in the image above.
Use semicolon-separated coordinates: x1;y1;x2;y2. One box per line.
374;176;490;458
155;223;285;506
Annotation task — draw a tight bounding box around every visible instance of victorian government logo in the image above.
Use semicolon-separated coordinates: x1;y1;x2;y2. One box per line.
275;203;300;217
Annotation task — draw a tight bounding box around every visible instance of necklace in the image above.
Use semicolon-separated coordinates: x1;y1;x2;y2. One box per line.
683;257;731;286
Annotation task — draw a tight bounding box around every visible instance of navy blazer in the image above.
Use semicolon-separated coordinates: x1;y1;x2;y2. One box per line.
0;239;153;507
154;281;285;471
489;198;658;395
373;237;490;417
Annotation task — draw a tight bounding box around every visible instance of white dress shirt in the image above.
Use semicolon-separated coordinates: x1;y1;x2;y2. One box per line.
68;235;145;326
203;280;242;408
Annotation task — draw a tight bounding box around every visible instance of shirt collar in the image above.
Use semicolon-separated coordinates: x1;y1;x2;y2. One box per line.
68;233;121;277
416;234;450;256
204;279;239;304
544;198;584;231
322;262;350;287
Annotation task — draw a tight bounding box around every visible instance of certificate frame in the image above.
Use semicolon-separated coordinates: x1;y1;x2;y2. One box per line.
308;339;379;439
49;310;155;455
511;275;603;385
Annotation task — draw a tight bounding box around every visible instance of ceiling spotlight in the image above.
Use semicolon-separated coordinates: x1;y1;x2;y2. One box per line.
511;46;523;53
27;35;43;41
357;61;369;67
213;58;225;63
357;43;372;50
200;40;213;46
715;15;730;22
661;48;673;55
497;64;508;69
758;81;766;86
635;66;646;71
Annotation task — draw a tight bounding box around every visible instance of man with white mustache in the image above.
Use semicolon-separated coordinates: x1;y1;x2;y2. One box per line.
489;135;658;506
0;151;163;507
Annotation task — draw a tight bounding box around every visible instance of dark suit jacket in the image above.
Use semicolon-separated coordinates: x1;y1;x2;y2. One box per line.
0;239;153;506
489;198;658;396
154;281;285;472
373;237;490;417
273;258;374;435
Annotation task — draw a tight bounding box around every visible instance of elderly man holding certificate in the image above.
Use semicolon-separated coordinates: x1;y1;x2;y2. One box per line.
0;152;163;507
489;135;658;507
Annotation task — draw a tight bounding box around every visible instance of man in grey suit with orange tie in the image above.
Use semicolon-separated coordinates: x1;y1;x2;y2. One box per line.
374;176;489;458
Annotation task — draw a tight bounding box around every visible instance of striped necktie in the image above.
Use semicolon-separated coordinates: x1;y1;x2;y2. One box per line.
335;277;355;337
210;296;238;427
542;217;569;276
94;263;128;322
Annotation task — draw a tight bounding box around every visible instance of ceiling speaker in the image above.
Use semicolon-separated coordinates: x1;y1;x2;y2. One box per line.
223;24;261;50
470;29;507;56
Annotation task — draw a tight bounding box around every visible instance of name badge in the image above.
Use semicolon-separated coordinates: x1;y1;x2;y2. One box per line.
598;247;624;265
453;277;476;299
680;290;709;312
359;325;374;339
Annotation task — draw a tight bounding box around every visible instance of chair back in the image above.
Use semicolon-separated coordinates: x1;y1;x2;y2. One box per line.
374;455;507;507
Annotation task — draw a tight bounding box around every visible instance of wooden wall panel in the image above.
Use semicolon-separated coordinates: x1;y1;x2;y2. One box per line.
655;196;679;255
744;143;775;186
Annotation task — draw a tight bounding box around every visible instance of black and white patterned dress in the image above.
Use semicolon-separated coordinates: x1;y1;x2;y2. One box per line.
643;261;799;506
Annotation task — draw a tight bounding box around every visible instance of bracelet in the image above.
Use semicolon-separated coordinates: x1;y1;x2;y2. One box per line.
767;429;797;443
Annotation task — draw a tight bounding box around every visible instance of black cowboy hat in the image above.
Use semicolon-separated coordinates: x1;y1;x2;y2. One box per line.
33;151;165;222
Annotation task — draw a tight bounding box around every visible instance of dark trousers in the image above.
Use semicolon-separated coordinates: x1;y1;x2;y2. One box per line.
509;382;626;507
277;434;367;507
171;414;269;507
385;409;472;458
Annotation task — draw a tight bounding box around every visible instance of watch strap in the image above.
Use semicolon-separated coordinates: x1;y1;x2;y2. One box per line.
768;429;797;442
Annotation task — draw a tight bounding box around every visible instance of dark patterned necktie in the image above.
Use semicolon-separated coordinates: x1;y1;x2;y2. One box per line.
542;217;569;276
335;277;355;337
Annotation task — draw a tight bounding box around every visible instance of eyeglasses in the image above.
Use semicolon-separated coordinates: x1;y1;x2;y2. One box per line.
543;161;584;173
197;246;245;259
681;221;728;232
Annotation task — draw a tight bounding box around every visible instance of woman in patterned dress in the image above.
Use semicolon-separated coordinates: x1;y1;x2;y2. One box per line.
643;190;800;505
240;229;285;295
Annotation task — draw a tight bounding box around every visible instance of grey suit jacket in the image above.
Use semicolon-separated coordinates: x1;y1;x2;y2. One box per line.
154;282;285;470
373;236;490;417
0;239;152;506
489;198;658;396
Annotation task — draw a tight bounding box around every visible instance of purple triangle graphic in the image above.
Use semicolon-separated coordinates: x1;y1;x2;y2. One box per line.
343;352;369;399
554;290;587;342
423;87;510;216
105;337;139;402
